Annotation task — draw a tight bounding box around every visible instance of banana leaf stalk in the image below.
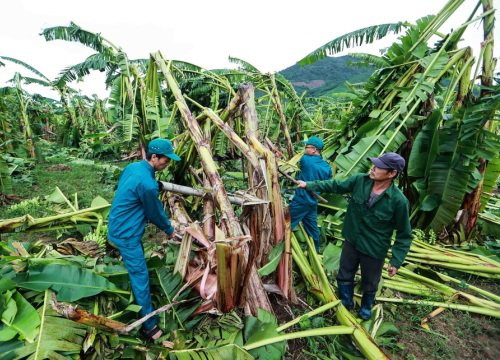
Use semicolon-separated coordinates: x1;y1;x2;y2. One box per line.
417;265;500;303
174;232;192;278
202;176;215;242
377;297;500;318
0;204;110;233
243;326;354;351
277;208;294;301
216;242;236;312
411;239;499;266
276;300;341;332
269;73;294;159
382;280;434;296
382;264;500;310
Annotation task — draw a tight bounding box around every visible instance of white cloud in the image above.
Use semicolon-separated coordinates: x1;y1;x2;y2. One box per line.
0;0;496;99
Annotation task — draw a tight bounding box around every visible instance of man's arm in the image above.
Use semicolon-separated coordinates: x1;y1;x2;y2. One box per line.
139;183;175;236
389;198;413;271
299;175;359;194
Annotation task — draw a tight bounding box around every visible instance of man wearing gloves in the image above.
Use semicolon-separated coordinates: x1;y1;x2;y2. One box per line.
289;137;332;253
108;138;180;340
296;152;412;320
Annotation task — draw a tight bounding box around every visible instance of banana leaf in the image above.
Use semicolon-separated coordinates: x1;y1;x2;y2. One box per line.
335;130;407;176
0;291;39;342
13;263;123;302
2;290;87;360
407;110;441;178
168;344;253;360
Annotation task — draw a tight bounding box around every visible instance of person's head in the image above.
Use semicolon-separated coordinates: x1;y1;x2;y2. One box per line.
146;138;181;171
368;152;405;182
303;136;324;155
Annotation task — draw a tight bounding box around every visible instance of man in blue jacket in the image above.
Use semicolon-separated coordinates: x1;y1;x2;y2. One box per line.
289;136;332;252
108;138;180;340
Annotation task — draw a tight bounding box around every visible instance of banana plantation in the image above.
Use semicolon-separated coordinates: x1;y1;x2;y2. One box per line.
0;0;499;359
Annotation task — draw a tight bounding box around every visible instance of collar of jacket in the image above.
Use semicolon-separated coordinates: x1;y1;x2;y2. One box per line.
140;159;155;176
364;173;396;198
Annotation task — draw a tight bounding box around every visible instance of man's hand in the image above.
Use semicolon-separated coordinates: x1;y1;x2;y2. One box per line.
296;180;307;188
157;180;164;192
387;264;398;277
166;231;176;240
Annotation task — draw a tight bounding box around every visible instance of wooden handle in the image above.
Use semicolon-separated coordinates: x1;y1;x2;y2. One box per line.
278;169;328;204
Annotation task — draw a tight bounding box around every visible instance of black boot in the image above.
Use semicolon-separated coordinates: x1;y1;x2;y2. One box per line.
337;281;354;310
358;291;376;320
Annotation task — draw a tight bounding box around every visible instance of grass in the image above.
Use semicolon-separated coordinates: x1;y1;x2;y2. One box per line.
0;153;121;243
1;162;117;219
385;286;500;360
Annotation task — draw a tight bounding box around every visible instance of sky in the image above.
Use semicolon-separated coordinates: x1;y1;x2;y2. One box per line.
0;0;497;99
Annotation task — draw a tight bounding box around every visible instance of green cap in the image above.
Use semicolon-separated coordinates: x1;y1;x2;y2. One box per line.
303;136;324;150
147;139;181;161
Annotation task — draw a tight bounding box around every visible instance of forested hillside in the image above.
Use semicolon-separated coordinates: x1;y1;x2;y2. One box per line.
280;55;373;96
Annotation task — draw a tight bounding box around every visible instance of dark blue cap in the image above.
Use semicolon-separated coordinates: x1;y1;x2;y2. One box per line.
303;136;324;150
369;152;405;172
147;139;181;161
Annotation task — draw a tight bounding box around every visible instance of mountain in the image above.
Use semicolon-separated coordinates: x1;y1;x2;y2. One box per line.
279;55;374;97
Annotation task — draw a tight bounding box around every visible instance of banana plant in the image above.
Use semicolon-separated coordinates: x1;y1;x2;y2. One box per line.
294;0;498;236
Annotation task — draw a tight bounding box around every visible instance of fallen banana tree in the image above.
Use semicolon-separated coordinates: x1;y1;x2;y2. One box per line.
395;239;500;278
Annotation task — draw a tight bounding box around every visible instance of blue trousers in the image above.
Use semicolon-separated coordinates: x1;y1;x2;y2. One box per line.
289;201;320;252
115;240;158;331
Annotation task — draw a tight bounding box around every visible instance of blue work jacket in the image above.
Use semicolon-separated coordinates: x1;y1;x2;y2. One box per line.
108;160;174;245
292;154;332;206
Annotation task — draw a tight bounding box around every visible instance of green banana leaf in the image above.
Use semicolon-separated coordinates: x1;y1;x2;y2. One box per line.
13;263;123;302
243;309;285;360
3;290;87;360
168;343;254;360
335;130;407;176
408;110;441;178
0;291;39;342
156;267;200;332
427;91;500;230
258;242;285;276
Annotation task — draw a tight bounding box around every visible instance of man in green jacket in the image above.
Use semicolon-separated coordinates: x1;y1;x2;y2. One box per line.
296;152;412;320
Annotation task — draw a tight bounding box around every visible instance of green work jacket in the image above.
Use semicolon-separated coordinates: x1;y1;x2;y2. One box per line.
306;174;412;268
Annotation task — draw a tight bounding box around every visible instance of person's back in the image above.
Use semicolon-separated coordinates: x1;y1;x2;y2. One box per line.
108;161;159;244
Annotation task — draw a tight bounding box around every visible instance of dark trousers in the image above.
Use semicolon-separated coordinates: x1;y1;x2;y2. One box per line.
337;240;384;293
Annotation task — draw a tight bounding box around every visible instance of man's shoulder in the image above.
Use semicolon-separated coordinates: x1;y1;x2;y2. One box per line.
391;185;409;204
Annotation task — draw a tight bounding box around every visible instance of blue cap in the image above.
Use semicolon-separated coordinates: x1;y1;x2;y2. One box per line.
303;136;324;150
147;139;181;161
369;152;405;172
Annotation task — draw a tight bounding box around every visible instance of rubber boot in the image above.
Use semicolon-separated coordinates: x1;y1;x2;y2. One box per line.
337;281;354;310
358;291;376;320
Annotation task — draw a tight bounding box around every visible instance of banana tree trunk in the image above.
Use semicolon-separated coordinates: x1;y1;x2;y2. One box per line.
240;84;286;248
153;52;272;315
